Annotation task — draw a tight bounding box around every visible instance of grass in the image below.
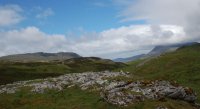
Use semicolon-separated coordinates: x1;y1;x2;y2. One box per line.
121;43;200;103
0;44;200;108
0;86;195;109
0;57;126;85
0;62;67;85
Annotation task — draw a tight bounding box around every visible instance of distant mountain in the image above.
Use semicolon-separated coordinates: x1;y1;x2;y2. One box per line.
114;42;199;62
114;54;146;62
121;42;200;105
147;42;198;57
0;52;81;62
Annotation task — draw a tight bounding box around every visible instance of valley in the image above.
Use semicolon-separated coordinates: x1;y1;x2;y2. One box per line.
0;43;200;109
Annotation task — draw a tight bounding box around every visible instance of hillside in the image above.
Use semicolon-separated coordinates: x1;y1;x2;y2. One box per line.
114;54;146;62
0;57;126;85
0;44;200;109
114;42;198;62
147;42;198;56
122;43;200;103
0;52;81;62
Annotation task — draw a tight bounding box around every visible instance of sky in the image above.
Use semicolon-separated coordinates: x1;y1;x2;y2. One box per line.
0;0;200;59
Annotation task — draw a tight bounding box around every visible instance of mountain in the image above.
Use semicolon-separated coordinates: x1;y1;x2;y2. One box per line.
114;54;146;62
147;42;198;56
0;44;199;109
0;52;81;62
114;42;198;62
122;43;200;105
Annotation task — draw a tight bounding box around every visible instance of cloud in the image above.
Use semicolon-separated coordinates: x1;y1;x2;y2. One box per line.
184;5;200;41
0;4;24;27
1;1;199;59
116;0;199;24
74;25;185;58
0;25;185;59
93;2;107;7
36;8;54;19
0;27;69;56
114;0;200;42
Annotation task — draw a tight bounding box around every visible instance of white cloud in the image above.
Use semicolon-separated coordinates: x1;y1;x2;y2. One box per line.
0;4;23;27
0;25;185;59
0;27;70;56
36;8;54;19
114;0;200;42
116;0;200;25
73;25;185;58
1;1;199;59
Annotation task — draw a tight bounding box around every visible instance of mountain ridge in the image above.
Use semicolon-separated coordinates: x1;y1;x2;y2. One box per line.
0;52;81;62
114;42;199;62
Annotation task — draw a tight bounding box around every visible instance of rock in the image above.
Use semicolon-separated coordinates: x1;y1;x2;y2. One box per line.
0;71;127;94
194;103;200;109
0;71;197;107
155;106;168;109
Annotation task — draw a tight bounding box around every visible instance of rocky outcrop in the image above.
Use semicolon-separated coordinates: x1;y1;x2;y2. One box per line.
101;80;196;106
0;71;127;94
155;106;168;109
0;71;197;106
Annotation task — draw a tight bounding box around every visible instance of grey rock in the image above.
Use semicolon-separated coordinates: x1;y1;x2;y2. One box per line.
0;71;197;106
155;106;168;109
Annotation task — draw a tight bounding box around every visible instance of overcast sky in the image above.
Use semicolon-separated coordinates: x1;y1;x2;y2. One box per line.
0;0;200;59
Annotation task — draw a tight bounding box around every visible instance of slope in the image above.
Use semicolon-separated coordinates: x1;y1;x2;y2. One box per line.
122;43;200;102
0;57;126;85
114;42;198;62
0;52;81;62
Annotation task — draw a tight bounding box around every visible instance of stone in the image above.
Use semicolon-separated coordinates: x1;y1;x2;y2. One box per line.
155;106;168;109
0;71;197;107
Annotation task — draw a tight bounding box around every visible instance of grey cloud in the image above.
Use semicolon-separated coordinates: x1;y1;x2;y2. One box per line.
2;2;198;59
185;5;200;42
0;25;184;59
114;0;200;43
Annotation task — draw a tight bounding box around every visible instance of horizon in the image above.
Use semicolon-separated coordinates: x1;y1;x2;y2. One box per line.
0;0;200;59
0;41;199;60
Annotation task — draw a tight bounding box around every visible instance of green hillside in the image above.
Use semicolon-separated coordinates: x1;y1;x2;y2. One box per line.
0;44;200;109
0;57;126;85
122;43;200;102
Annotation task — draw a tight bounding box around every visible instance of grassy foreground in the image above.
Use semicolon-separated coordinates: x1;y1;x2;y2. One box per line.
0;87;195;109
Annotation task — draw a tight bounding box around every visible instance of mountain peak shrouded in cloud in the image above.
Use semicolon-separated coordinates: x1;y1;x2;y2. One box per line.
0;0;200;59
114;42;199;62
115;0;200;42
0;25;185;59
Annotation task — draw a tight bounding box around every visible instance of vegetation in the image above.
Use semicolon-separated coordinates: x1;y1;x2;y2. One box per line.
0;57;126;85
0;52;81;62
0;87;195;109
121;43;200;103
0;44;200;108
